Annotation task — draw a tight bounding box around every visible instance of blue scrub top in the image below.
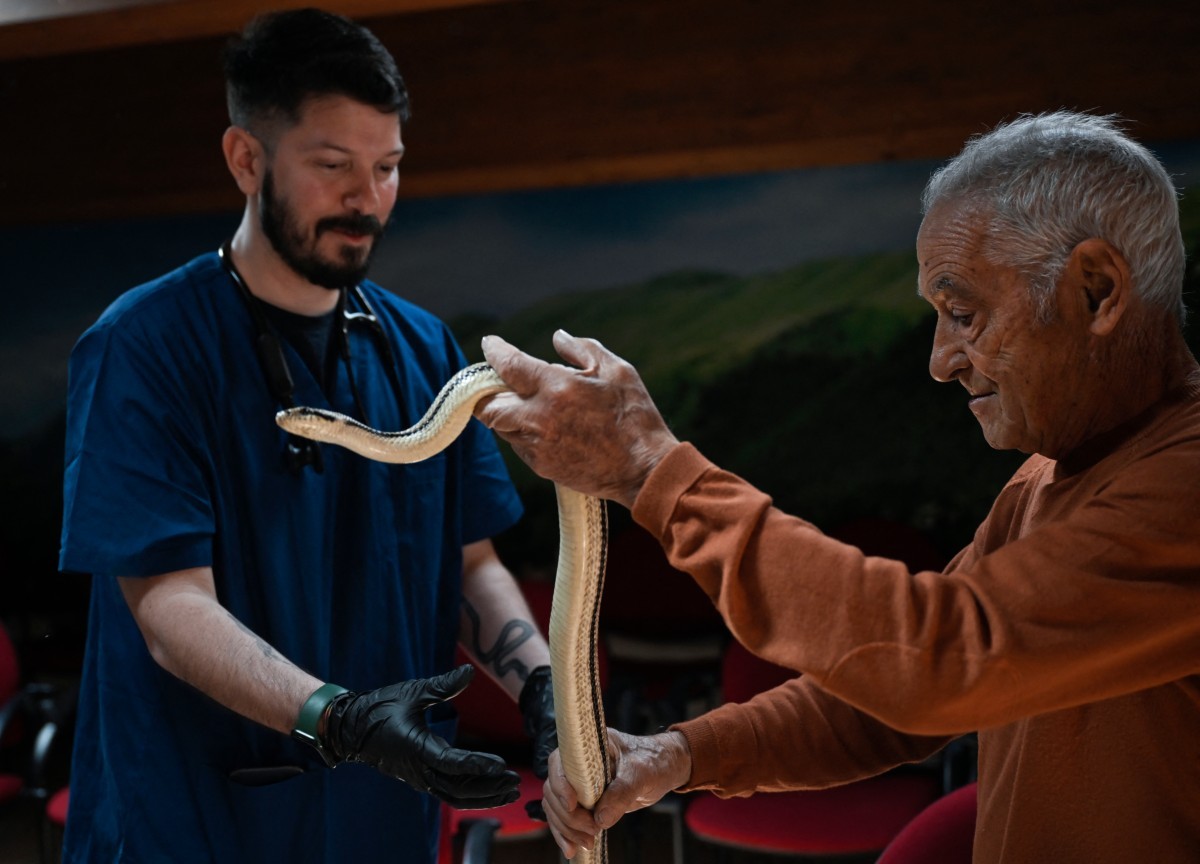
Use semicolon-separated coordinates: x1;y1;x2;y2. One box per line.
59;252;523;863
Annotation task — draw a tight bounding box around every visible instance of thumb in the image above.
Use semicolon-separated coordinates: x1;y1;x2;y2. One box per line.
592;785;632;831
589;758;646;830
423;664;475;704
550;329;605;372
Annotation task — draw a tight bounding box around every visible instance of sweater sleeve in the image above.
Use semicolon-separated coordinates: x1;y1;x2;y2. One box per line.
672;675;952;797
634;442;1200;737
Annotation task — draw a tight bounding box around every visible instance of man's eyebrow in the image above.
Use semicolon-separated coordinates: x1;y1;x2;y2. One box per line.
930;275;958;295
304;142;406;157
917;273;960;300
303;141;351;153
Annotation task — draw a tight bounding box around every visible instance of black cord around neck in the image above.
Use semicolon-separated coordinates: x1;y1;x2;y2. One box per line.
219;240;324;473
218;240;402;472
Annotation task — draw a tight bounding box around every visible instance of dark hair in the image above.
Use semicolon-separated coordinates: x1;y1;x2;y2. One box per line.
223;7;410;133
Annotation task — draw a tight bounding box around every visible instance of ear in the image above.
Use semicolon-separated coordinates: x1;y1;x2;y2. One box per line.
1063;238;1131;337
222;126;266;197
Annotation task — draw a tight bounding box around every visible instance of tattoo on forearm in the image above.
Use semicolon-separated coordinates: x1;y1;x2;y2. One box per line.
462;599;534;682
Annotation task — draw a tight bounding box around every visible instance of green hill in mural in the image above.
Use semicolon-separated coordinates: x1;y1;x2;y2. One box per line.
454;187;1200;570
451;250;1026;567
456;252;925;396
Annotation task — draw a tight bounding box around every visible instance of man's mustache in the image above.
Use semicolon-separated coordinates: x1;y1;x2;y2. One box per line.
316;214;384;238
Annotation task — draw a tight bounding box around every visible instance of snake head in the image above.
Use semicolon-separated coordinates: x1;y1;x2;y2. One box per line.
275;406;347;443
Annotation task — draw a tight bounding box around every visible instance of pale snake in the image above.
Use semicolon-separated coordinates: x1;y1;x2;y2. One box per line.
276;362;611;863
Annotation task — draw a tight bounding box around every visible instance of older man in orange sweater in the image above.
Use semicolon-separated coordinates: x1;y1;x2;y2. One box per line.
476;111;1200;862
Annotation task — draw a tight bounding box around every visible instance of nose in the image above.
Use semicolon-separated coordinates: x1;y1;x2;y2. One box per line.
928;315;968;383
344;168;382;214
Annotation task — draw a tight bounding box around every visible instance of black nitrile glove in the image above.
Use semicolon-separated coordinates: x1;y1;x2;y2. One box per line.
324;664;520;809
519;665;557;779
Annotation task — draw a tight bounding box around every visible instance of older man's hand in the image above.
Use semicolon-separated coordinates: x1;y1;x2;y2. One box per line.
477;330;680;509
542;728;693;859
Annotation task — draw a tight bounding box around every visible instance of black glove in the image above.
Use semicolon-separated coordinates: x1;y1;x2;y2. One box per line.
518;665;557;779
323;664;520;809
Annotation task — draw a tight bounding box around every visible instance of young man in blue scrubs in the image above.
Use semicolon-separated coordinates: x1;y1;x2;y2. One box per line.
58;9;555;861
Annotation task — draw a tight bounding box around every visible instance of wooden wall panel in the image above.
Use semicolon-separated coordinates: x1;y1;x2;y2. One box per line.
1;0;1198;225
0;0;511;59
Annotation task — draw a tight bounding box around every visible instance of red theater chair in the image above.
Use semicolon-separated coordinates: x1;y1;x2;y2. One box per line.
0;619;77;864
0;619;23;801
682;641;944;861
0;621;25;811
43;786;70;863
876;781;977;864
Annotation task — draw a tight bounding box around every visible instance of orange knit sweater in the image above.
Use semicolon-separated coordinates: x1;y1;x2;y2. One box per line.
637;373;1200;862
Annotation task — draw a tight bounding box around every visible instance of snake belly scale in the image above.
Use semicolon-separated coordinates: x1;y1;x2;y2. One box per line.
277;362;611;863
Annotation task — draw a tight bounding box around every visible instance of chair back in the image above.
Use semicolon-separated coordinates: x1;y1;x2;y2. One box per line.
0;622;19;704
876;781;977;864
721;638;793;704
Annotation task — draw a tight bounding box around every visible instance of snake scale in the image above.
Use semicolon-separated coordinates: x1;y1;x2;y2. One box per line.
277;362;611;863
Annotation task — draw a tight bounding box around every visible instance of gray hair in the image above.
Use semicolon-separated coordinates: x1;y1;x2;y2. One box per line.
922;111;1186;324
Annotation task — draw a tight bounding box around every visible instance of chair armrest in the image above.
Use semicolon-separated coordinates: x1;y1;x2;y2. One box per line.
456;817;501;864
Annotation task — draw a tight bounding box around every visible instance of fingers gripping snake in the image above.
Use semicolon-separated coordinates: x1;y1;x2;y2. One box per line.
277;362;611;862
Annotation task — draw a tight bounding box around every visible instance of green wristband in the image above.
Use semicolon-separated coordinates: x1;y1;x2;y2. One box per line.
291;682;349;767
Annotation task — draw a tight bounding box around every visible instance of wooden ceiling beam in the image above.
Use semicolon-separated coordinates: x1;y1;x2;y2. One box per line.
0;0;516;60
2;0;1198;226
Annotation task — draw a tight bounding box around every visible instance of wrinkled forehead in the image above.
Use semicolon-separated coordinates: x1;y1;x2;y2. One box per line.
914;200;1020;307
917;198;991;248
917;202;990;275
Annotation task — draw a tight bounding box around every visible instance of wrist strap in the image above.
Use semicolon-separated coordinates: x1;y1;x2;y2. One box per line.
292;682;349;767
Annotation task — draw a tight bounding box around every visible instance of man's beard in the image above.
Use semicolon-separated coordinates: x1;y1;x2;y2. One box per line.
259;170;385;290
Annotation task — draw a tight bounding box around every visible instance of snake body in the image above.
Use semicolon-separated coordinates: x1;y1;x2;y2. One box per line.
277;362;610;863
